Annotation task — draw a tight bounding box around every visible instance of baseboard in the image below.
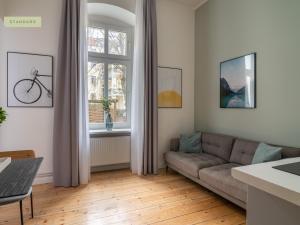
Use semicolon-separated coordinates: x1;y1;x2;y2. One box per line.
32;163;164;185
34;172;53;185
91;163;130;172
32;164;131;185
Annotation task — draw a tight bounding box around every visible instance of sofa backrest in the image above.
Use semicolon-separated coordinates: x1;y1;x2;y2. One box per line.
230;139;259;165
273;146;300;159
202;132;234;161
169;132;300;164
229;138;300;165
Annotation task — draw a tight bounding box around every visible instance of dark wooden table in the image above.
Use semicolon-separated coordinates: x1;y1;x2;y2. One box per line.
0;157;43;225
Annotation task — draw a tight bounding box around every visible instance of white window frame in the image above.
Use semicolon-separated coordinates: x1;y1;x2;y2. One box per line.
88;21;133;130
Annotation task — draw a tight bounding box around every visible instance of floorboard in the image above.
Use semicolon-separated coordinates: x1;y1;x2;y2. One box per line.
0;169;246;225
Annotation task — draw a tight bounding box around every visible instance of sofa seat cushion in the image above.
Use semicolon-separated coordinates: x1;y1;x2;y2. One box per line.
165;151;226;178
198;163;247;202
202;132;235;161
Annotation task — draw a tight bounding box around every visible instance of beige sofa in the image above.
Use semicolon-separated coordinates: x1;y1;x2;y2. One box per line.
164;132;300;209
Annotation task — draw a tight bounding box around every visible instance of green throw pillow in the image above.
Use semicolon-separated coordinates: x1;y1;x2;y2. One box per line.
252;143;282;164
179;132;202;153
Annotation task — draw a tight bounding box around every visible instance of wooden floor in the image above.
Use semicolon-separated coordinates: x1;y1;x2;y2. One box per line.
0;169;245;225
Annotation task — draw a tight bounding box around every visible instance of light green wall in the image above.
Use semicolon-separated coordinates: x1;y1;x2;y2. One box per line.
195;0;300;147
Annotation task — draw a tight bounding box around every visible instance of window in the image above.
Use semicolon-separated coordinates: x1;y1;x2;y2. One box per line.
88;27;105;53
88;24;132;130
108;30;127;56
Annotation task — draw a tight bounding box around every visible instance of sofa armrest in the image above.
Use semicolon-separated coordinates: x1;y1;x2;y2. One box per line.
170;138;180;152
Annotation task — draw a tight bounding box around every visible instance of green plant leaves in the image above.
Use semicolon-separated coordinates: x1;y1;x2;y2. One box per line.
0;107;7;124
99;97;118;113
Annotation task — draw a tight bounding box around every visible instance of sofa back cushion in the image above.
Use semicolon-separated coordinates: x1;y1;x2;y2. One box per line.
252;143;282;164
179;132;202;153
201;132;234;161
230;139;259;165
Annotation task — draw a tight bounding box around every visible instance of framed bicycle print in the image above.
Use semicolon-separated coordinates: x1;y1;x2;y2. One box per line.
7;52;53;107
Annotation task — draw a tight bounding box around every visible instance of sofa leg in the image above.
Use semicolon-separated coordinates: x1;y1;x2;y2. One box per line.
166;165;168;174
30;192;34;218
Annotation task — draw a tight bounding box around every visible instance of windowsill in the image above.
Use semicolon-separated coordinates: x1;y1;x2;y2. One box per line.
90;128;131;138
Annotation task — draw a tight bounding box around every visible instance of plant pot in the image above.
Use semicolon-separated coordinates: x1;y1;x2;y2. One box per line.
105;113;113;131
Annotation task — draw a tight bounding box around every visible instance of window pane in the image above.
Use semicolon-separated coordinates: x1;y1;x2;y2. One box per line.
88;27;105;53
88;62;105;123
108;64;127;123
108;30;127;56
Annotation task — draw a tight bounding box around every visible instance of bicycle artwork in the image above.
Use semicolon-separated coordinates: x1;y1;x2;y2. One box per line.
7;52;53;107
13;68;52;104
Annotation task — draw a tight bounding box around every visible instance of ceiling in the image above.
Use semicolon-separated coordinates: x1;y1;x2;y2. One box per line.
174;0;208;9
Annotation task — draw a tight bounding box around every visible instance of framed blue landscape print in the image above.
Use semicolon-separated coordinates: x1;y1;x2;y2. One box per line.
220;53;256;108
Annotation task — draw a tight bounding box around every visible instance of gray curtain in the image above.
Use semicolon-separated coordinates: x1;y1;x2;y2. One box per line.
53;0;81;187
143;0;158;175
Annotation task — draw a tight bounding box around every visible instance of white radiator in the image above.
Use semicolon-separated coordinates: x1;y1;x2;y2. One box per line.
90;136;131;167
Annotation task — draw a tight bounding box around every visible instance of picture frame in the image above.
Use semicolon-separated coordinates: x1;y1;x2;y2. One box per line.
158;66;182;108
7;52;54;108
220;53;256;109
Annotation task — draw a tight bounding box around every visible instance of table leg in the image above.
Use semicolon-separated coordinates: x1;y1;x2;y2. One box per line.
19;200;24;225
30;192;33;218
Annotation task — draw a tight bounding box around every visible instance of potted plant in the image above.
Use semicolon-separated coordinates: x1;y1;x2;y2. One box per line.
0;107;7;125
100;98;117;131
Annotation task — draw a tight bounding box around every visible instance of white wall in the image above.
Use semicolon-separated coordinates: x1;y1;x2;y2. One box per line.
156;0;195;168
0;0;62;183
0;0;195;181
